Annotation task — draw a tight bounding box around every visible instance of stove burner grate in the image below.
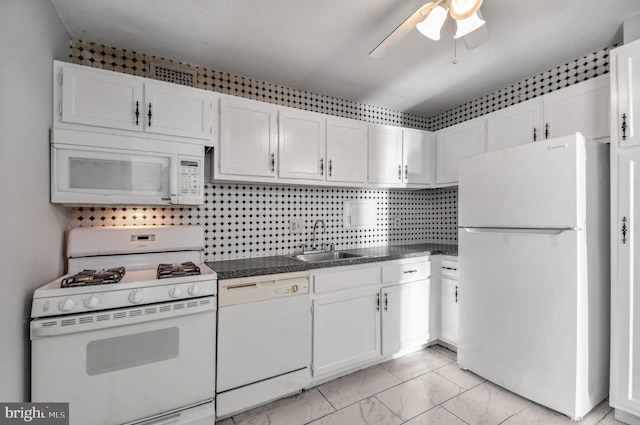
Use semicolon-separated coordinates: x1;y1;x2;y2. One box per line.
61;267;126;288
157;262;201;279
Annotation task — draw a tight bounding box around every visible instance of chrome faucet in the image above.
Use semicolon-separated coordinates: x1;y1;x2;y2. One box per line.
311;219;325;250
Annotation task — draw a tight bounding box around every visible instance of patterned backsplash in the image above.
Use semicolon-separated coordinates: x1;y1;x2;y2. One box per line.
66;39;611;261
70;185;458;261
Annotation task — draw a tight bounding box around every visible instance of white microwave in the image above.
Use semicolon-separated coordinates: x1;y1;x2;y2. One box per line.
51;129;204;206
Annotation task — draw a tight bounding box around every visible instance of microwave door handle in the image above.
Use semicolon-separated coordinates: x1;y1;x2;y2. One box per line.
169;157;179;204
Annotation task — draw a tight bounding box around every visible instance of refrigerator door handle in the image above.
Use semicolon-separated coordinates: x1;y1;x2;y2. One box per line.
459;226;578;235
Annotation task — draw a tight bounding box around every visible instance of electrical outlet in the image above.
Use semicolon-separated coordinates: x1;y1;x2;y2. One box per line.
289;218;303;234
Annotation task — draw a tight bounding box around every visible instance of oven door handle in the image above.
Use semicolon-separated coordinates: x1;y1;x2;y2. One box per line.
31;297;216;339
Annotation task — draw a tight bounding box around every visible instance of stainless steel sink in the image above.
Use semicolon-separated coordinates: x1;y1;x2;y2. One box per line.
287;251;363;263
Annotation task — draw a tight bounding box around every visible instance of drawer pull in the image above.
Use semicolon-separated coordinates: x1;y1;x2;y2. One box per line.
403;270;418;274
226;283;258;290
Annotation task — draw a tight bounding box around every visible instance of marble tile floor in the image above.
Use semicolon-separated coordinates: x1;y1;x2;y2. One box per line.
216;345;624;425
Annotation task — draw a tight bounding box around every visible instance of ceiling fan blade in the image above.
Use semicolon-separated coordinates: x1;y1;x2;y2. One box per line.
369;2;437;58
463;23;489;50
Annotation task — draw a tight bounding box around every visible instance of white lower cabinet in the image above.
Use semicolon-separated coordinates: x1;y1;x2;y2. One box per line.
311;257;431;380
439;257;459;346
381;279;430;356
312;286;382;378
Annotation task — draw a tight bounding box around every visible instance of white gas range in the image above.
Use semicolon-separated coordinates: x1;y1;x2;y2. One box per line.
30;225;217;425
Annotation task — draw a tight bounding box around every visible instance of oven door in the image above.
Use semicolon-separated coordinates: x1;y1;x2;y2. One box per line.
31;298;216;425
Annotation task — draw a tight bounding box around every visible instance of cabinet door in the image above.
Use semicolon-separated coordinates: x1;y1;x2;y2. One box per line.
436;118;486;185
611;149;640;416
382;280;430;356
144;81;212;140
60;63;143;132
326;118;367;183
487;99;542;151
278;109;325;180
543;75;609;141
440;277;458;346
219;97;277;178
403;129;435;185
312;287;381;377
612;43;640;148
368;124;403;184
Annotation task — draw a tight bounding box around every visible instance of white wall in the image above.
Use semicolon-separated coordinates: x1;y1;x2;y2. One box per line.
0;0;69;401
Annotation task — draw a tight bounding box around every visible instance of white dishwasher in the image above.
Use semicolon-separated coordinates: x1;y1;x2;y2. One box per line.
216;271;310;417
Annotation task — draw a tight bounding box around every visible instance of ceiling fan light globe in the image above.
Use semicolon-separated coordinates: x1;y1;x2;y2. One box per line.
416;5;448;41
454;11;486;39
448;0;483;20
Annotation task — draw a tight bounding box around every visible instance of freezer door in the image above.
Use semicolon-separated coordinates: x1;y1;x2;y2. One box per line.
458;227;592;418
459;134;583;229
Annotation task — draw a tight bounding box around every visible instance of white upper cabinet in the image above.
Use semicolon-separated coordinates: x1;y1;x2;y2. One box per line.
487;99;542;151
60;62;143;132
218;96;278;179
326;118;368;184
612;44;640;148
542;75;609;141
436;117;486;185
278;108;325;180
368;124;403;184
486;75;609;151
143;81;213;140
368;125;434;187
56;61;212;141
403;129;436;185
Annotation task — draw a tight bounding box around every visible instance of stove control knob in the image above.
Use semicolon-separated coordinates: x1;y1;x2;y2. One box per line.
84;295;100;309
188;285;201;296
129;290;144;304
169;287;182;298
59;297;76;312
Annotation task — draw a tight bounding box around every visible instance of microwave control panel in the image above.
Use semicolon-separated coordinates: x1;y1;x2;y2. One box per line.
180;160;201;195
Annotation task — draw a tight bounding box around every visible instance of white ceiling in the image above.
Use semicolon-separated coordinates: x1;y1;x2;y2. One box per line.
50;0;640;118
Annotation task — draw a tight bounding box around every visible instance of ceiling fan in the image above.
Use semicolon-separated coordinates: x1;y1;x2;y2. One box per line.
370;0;489;58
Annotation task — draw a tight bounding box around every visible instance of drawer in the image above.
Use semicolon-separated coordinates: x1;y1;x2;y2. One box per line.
313;265;381;294
441;259;458;280
382;259;430;284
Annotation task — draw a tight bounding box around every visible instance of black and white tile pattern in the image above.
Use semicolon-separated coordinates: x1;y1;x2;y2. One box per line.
70;185;458;261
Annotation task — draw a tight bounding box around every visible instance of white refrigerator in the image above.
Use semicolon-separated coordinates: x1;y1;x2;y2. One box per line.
458;133;610;420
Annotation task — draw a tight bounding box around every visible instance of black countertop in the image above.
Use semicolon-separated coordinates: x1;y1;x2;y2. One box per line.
206;243;458;279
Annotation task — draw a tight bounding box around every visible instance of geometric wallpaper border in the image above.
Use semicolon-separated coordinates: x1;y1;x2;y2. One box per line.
70;39;614;131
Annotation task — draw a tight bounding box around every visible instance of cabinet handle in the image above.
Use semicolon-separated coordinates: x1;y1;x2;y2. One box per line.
384;293;388;311
404;165;408;180
622;113;628;141
270;153;275;173
455;285;459;303
398;165;402;180
147;102;152;127
320;158;324;175
544;123;549;139
533;127;537;142
622;216;628;244
376;293;380;311
329;159;332;177
135;101;140;126
403;269;418;274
